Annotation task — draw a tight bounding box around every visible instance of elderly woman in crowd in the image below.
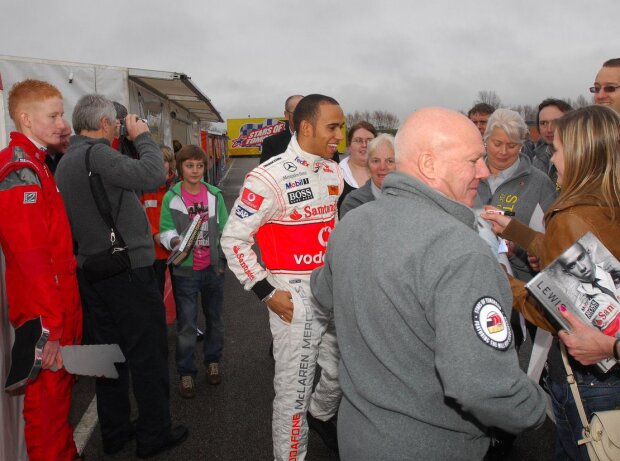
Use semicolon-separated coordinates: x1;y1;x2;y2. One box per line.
477;108;557;283
340;133;395;218
483;105;620;461
338;121;377;208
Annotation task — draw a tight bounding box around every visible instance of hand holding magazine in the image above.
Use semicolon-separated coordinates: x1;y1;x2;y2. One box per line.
167;214;204;266
525;232;620;373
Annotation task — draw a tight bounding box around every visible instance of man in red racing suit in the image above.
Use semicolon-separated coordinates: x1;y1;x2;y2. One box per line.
221;95;344;461
0;80;82;461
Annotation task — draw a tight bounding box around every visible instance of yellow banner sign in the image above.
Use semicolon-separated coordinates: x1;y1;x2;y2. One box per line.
227;117;347;157
227;117;285;157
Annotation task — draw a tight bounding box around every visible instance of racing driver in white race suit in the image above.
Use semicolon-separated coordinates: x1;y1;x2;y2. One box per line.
221;94;344;461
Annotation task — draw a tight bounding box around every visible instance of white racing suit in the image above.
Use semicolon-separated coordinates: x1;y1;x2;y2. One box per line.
221;136;343;461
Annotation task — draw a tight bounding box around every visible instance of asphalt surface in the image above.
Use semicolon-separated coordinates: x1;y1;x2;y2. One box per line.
70;157;555;460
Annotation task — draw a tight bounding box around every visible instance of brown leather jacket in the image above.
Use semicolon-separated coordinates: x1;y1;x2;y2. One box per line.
501;194;620;333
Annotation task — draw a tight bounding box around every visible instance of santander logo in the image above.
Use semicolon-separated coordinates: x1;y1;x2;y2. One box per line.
289;209;302;221
233;245;255;281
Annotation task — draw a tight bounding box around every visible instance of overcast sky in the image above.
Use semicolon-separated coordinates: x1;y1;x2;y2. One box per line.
1;1;618;125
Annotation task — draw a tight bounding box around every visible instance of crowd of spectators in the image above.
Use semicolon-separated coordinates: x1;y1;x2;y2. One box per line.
1;57;620;460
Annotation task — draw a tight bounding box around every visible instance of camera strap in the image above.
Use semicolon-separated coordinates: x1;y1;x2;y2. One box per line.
85;144;127;247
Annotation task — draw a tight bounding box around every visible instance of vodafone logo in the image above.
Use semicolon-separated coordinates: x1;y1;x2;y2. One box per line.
318;226;332;247
241;187;264;210
293;251;325;265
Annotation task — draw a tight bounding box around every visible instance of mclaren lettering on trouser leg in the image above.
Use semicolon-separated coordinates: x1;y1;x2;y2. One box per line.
294;284;313;411
290;283;314;460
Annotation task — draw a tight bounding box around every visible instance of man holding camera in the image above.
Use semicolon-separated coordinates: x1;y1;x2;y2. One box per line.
55;94;188;459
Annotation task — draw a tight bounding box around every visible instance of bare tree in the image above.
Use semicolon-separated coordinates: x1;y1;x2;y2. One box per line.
510;104;538;124
346;110;400;130
346;110;371;127
475;90;502;109
574;94;590;109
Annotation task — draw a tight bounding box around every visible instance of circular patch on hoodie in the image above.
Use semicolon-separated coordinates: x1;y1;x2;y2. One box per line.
472;297;512;350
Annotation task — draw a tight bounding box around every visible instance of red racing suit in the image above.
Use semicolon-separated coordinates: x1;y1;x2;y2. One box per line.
0;132;82;461
221;136;343;461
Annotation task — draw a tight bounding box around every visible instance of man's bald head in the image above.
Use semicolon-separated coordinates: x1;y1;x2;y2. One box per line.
394;107;488;207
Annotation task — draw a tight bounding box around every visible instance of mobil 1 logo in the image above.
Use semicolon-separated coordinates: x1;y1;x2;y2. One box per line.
287;187;314;204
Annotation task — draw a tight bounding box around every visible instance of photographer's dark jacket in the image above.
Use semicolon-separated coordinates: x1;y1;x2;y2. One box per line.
55;133;165;269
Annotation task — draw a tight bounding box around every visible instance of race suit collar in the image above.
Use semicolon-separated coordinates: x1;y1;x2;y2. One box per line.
289;135;327;173
9;132;47;164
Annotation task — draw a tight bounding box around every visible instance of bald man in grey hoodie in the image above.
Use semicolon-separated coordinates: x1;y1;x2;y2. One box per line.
311;107;547;461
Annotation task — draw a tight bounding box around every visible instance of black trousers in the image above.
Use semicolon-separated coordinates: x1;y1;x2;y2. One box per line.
77;266;171;448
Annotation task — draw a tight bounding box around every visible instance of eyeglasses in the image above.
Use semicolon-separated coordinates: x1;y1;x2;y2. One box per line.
351;137;374;145
589;85;620;94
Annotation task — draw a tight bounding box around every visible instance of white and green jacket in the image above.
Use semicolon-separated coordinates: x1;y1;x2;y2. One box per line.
159;180;229;276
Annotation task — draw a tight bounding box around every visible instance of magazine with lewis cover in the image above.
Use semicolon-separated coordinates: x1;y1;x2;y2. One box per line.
525;232;620;373
167;213;204;266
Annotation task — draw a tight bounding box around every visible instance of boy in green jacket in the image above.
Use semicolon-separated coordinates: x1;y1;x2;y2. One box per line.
160;145;229;398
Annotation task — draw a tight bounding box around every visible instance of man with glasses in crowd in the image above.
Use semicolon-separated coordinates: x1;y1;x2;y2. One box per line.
592;58;620;114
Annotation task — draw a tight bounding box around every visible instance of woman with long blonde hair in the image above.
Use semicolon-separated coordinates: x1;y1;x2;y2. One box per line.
483;105;620;460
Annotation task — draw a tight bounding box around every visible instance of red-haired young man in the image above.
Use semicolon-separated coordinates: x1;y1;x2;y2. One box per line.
0;79;82;461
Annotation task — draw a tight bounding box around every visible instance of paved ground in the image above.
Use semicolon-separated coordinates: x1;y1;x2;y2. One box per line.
71;157;555;460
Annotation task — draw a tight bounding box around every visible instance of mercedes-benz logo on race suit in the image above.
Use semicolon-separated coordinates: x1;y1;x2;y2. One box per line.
318;226;332;247
283;162;297;172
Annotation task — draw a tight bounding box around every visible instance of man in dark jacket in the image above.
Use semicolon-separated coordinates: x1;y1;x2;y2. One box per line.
260;94;303;164
55;94;188;459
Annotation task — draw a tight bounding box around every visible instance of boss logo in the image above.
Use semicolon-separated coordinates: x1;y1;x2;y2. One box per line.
287;187;314;204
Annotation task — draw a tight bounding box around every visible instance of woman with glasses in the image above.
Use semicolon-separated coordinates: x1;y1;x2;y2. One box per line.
340;134;396;218
338;121;377;209
483;105;620;460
